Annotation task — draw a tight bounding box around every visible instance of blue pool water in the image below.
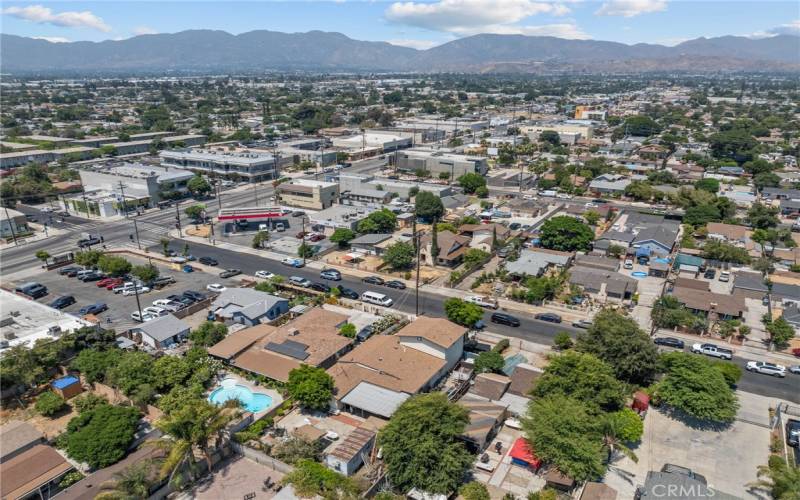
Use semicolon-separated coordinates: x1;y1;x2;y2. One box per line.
631;271;648;278
653;257;671;264
208;382;272;413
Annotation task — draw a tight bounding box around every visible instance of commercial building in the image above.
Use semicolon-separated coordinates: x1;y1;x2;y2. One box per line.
277;179;340;210
1;289;91;350
331;130;412;158
520;121;594;141
394;148;488;178
0;208;31;238
160;146;286;183
339;173;452;201
64;162;195;217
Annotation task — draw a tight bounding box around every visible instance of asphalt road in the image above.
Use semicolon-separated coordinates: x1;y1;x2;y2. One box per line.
148;238;800;403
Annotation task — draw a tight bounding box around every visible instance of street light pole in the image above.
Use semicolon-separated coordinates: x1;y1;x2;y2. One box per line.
4;206;19;246
301;216;307;266
175;201;182;237
132;217;141;250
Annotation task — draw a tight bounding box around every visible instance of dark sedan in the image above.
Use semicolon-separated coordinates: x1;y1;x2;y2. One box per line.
310;282;331;293
78;303;108;315
336;286;359;300
49;295;76;309
79;272;105;282
58;266;81;276
654;337;685;349
535;312;562;323
199;256;219;266
362;276;385;285
182;290;207;302
385;280;407;290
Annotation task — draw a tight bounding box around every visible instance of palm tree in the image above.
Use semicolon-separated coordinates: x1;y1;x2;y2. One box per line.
154;400;234;485
96;460;157;499
749;457;800;499
600;417;638;465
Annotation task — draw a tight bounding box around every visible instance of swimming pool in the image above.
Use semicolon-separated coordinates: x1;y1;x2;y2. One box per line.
653;257;671;264
208;379;272;413
631;271;648;278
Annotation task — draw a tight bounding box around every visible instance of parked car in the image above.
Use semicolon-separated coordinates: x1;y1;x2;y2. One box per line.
281;257;304;268
79;303;108;315
199;256;219;266
169;256;187;264
96;277;118;288
719;271;730;282
362;276;385;285
274;222;286;232
789;365;800;375
336;286;359;299
691;342;733;360
58;266;81;276
142;306;168;317
295;231;308;239
49;295;76;309
361;291;393;307
746;361;786;377
465;295;498;309
152;299;182;312
571;320;593;329
206;283;227;293
535;312;562;323
385;280;407;290
786;420;800;447
320;269;342;281
703;268;716;279
654;337;685;349
112;282;137;294
491;312;520;327
310;282;331;293
122;286;150;296
624;259;633;269
104;278;125;290
182;265;194;273
79;272;105;282
219;269;241;278
150;276;176;288
509;223;521;230
182;290;206;302
255;271;276;280
131;311;156;322
289;276;312;288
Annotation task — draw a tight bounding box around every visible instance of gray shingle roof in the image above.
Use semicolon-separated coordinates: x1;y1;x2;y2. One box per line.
136;315;190;342
350;233;393;245
505;249;572;276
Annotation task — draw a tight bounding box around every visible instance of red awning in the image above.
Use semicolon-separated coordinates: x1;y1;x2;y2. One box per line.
509;438;541;469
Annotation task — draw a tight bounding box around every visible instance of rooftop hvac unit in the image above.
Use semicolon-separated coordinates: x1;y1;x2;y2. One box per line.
288;328;299;336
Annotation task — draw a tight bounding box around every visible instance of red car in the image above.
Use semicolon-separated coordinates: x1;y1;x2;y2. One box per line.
96;277;117;287
793;348;800;358
308;233;324;242
104;278;124;290
295;231;307;239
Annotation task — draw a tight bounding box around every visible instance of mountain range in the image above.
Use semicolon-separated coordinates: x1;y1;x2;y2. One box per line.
1;30;798;74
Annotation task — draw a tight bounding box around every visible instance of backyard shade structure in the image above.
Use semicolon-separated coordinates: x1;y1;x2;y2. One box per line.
509;437;541;470
51;375;82;399
545;469;576;490
343;252;364;261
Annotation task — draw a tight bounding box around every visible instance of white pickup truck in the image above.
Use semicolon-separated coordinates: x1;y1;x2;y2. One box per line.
465;295;499;309
691;343;733;360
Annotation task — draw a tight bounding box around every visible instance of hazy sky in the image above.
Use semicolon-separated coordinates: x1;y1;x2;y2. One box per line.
2;0;798;48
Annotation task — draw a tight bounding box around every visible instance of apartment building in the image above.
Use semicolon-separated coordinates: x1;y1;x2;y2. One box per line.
277;179;340;210
395;148;489;178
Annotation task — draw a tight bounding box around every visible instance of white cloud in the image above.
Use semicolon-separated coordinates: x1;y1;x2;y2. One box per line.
133;26;158;36
746;21;800;39
385;0;571;35
517;23;589;39
596;0;667;17
32;36;70;43
2;4;111;32
387;38;442;50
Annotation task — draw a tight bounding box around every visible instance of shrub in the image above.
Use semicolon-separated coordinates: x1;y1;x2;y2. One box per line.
553;332;574;350
339;323;357;338
36;390;65;417
493;339;510;353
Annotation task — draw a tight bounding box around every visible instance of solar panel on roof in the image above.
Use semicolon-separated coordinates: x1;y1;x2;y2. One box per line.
265;340;310;360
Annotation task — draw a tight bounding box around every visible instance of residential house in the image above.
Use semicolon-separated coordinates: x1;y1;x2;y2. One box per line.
210;308;353;383
505;249;573;278
0;209;31;238
569;266;638;302
458;393;508;451
718;166;745;177
706;222;749;247
733;271;769;300
574;254;620;272
328;317;466;418
210;288;290;326
0;444;73;500
588;174;630;195
636;144;670;160
762;187;800;201
131;314;190;349
419;230;471;267
671;286;745;321
780;199;800;216
324;427;376;476
348;234;393;256
780;304;800;331
459;223;511;252
0;421;43;463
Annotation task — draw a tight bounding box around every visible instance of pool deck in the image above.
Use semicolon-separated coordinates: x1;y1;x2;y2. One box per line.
211;375;283;421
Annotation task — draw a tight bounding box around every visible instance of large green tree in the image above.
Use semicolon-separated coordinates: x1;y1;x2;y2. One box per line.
97;255;132;277
189;321;228;347
186;175;211;196
60;403;141;469
380;393;473;494
531;352;625;413
443;298;483;328
576;310;660;385
457;173;487;194
655;352;738;423
329;228;356;248
287;365;335;411
539;216;593;252
414;191;445;221
523;394;605;482
382;241;415;270
357;208;397;233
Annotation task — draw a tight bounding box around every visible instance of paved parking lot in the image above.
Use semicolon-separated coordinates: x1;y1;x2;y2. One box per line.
214;213;336;257
15;255;242;332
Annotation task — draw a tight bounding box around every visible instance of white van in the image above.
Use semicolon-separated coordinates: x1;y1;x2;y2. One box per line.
361;291;393;307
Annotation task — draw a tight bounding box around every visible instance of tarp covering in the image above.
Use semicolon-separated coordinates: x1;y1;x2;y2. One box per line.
509;437;541;470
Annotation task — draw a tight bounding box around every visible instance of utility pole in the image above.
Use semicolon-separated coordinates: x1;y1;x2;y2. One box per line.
117;181;128;218
81;186;91;219
132;281;143;322
413;217;421;316
215;180;222;212
3;206;19;246
252;179;259;206
301;216;307;266
132;217;141;250
175;200;182;237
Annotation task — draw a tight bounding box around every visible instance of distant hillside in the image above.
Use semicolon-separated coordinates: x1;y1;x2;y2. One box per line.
1;30;797;74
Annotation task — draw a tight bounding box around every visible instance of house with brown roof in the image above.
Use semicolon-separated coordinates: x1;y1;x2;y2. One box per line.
672;286;745;321
459;223;512;253
419;230;471;267
0;444;73;500
0;421;43;463
209;308;353;382
327;317;466;418
706;222;749;247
